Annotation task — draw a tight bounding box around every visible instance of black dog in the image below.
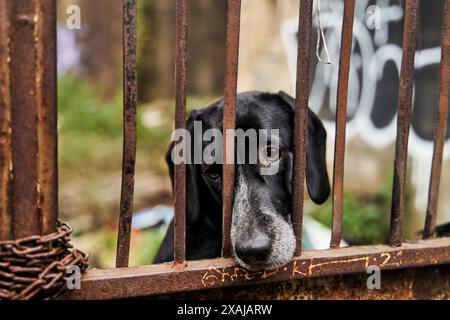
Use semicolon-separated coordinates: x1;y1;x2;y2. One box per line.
154;91;330;270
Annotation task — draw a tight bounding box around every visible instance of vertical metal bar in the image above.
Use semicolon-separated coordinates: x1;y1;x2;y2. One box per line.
222;0;241;258
390;0;420;247
292;0;313;256
116;0;137;268
0;0;12;240
9;0;40;238
36;0;58;235
174;0;188;265
424;0;450;239
330;0;356;248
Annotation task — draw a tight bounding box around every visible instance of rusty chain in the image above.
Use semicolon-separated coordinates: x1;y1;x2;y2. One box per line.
0;221;88;300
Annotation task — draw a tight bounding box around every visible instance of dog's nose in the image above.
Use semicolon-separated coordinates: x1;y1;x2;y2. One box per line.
235;233;271;263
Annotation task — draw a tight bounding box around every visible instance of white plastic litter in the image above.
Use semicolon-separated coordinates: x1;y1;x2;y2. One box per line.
131;205;174;230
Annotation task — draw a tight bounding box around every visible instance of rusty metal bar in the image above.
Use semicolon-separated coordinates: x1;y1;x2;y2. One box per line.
9;0;41;238
116;0;138;268
0;0;11;240
36;0;58;235
390;0;420;247
173;0;188;265
222;0;241;258
292;0;313;256
65;237;450;300
424;0;450;239
330;0;356;248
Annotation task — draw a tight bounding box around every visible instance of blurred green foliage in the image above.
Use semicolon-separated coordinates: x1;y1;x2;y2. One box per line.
58;74;217;172
311;166;413;245
312;193;391;245
58;74;123;170
58;74;173;174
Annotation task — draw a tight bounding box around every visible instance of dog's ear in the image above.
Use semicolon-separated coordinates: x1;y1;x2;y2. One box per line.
277;91;330;204
165;141;175;190
305;109;330;204
166;110;206;222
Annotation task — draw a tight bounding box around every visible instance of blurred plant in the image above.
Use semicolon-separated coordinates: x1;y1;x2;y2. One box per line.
58;74;173;174
312;192;390;245
58;73;125;171
311;164;413;245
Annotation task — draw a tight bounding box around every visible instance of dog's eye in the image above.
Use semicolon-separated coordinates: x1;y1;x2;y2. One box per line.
204;165;221;181
207;171;221;181
261;146;280;164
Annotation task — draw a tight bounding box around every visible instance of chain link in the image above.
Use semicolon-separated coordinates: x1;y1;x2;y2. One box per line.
0;221;89;300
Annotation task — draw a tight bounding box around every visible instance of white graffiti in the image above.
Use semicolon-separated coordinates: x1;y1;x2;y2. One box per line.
281;0;448;160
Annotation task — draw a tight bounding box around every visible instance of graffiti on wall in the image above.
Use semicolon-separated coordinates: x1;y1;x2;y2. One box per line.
281;0;449;213
281;0;448;158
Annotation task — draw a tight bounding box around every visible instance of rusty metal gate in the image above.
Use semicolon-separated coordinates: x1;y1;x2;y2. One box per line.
0;0;449;300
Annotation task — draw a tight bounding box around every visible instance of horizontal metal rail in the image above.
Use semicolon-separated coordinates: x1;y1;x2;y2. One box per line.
65;237;450;300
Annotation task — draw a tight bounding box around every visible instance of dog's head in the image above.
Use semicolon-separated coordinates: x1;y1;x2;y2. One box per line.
167;91;330;270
